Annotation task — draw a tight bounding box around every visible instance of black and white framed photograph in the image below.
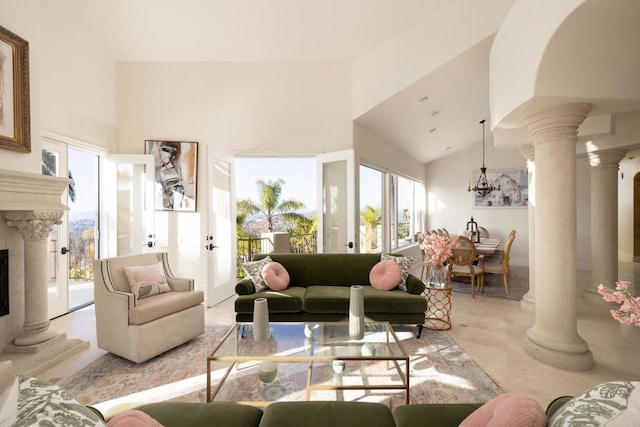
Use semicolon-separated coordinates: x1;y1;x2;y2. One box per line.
145;140;198;211
473;168;528;208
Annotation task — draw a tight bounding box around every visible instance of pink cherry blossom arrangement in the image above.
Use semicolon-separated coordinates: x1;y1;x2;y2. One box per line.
597;280;640;327
418;232;459;266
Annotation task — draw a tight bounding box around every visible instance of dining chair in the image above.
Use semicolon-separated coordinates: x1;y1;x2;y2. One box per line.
482;230;516;295
446;236;484;298
419;247;431;281
492;229;515;256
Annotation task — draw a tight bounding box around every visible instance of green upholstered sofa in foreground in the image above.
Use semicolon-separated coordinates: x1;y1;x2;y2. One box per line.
234;253;427;337
109;398;573;427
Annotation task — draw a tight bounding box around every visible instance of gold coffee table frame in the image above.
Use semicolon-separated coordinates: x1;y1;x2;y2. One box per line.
206;322;410;406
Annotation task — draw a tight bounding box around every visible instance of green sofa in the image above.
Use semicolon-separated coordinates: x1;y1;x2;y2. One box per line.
234;253;427;336
116;398;572;427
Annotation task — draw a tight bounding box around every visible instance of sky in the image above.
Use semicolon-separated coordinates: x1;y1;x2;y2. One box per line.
234;157;317;211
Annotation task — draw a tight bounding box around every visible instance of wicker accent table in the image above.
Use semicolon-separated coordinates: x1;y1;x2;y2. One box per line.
423;283;452;331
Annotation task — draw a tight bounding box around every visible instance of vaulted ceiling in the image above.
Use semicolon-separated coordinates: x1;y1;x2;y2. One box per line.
64;0;495;163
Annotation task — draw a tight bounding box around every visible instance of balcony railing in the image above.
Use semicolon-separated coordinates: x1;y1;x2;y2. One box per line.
290;233;317;254
236;233;317;278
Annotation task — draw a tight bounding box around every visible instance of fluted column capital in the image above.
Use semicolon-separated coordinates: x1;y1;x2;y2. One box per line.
3;210;64;240
523;103;592;144
586;148;628;170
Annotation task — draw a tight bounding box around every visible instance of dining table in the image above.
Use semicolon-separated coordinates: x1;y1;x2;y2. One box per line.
475;238;503;256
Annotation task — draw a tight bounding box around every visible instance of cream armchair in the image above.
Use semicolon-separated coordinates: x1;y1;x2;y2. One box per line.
93;252;205;363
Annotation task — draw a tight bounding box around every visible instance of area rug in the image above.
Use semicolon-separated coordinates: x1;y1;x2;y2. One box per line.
53;325;503;412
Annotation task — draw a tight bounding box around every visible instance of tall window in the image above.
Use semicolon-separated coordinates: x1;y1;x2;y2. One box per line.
391;173;424;250
359;165;384;253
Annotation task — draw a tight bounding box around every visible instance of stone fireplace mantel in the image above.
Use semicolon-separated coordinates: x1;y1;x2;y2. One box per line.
0;168;88;375
0;168;71;212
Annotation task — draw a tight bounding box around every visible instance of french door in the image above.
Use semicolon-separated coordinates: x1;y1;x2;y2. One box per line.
317;150;356;253
206;153;236;306
100;154;156;257
42;138;99;318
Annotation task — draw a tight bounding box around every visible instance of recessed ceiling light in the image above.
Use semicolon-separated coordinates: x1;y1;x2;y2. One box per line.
446;146;452;150
430;110;439;117
429;128;437;133
417;96;429;104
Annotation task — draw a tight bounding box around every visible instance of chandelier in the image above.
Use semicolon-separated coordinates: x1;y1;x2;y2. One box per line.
468;119;500;197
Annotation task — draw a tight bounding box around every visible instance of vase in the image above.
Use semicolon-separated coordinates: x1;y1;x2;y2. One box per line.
427;264;446;288
349;285;365;340
253;297;270;341
257;361;277;383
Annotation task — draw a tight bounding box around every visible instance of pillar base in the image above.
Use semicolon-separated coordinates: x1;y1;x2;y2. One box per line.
12;328;59;347
523;335;593;371
4;333;89;376
520;292;535;313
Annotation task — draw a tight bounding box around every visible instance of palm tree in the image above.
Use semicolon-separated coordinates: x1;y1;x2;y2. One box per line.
237;179;306;232
361;205;382;252
42;150;76;203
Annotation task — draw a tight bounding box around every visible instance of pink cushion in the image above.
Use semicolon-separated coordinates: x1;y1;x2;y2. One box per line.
261;262;290;291
460;393;547;427
369;260;402;291
107;409;164;427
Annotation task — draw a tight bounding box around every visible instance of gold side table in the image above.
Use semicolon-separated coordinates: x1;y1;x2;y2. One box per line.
423;283;452;331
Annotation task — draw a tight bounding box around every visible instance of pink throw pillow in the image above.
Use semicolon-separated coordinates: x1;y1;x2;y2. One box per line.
261;262;290;291
107;410;164;427
460;393;547;427
369;260;402;291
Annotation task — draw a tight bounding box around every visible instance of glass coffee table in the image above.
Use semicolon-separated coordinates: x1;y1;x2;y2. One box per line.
206;322;410;406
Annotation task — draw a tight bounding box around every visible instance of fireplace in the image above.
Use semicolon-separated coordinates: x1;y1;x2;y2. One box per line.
0;249;7;316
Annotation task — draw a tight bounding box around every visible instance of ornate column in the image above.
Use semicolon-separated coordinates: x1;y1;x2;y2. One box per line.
522;103;593;371
586;149;627;299
3;210;64;346
519;144;535;313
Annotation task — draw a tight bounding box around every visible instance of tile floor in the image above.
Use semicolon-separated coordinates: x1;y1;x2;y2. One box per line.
31;262;640;408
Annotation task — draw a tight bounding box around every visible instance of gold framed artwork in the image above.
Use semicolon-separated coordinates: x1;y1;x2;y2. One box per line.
0;24;30;153
145;140;198;212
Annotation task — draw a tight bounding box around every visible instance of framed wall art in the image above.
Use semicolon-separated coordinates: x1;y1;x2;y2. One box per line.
145;140;198;212
472;168;528;208
0;24;30;153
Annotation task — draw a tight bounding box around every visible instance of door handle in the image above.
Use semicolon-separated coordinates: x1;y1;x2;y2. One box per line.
143;241;154;248
60;247;69;255
344;242;354;249
205;244;218;251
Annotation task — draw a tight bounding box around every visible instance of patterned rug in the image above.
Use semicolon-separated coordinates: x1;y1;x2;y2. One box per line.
53;325;503;413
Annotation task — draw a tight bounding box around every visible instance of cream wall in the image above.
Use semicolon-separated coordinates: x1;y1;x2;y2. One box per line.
354;122;425;182
116;62;352;155
39;0;117;150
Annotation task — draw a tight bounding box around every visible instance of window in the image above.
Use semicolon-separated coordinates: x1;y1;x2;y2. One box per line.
391;173;424;250
358;163;425;253
359;165;384;253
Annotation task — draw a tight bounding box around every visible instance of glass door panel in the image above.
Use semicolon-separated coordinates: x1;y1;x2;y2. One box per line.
317;150;355;253
67;148;98;309
42;140;69;318
101;155;155;257
207;156;236;306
